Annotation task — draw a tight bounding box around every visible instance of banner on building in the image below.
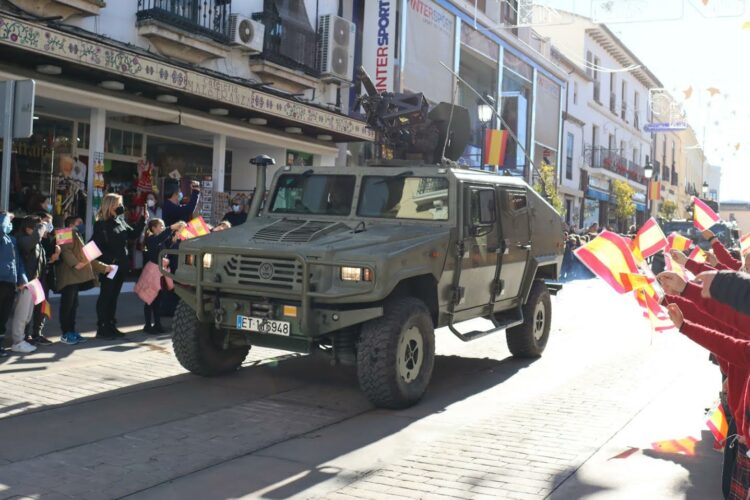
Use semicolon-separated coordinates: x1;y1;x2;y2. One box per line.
403;0;455;103
648;180;660;201
362;0;397;93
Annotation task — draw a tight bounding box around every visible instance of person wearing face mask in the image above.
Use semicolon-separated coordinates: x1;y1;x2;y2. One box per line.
92;193;146;340
162;181;200;228
222;196;247;227
0;213;27;357
145;193;162;220
26;212;60;345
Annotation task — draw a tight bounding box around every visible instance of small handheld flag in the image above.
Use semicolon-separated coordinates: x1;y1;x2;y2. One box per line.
574;231;640;294
82;241;102;262
706;403;729;447
41;300;52;319
693;196;720;231
688;247;707;263
55;228;73;245
667;232;692;252
619;272;654;292
634;218;667;258
651;436;699;456
179;217;212;240
665;254;688;280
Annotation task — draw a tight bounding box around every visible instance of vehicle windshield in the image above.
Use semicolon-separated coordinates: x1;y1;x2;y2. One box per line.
270;174;356;216
357;176;449;221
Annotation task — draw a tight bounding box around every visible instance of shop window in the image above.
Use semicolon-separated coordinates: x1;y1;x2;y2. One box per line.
459;44;499;167
501;68;532;174
468;0;487;12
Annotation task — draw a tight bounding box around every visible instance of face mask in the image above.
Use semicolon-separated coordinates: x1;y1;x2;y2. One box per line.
1;216;12;235
46;203;53;213
46;222;54;233
232;204;241;213
178;192;184;203
115;205;125;216
76;224;85;235
147;199;156;208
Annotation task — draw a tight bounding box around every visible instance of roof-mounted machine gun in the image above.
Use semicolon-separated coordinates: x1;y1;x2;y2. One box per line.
356;66;470;164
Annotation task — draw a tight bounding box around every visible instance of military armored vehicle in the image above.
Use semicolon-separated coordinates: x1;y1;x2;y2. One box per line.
162;70;564;409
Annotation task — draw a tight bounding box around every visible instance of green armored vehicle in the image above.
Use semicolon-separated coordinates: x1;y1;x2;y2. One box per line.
162;72;564;409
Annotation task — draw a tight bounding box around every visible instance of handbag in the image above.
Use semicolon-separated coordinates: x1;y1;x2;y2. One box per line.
135;261;162;304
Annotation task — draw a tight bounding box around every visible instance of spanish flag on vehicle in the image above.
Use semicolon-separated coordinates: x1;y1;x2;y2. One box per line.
574;231;640;294
483;129;509;166
693;196;720;231
633;218;667;259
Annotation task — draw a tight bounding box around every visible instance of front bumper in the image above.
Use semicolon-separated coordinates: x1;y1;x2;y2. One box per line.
160;247;381;338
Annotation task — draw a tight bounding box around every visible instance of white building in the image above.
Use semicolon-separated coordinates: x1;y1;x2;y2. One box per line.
0;0;366;238
706;163;722;203
535;12;662;229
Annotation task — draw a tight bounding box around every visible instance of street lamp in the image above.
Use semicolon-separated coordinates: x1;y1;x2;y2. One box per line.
702;181;709;197
477;96;494;170
643;159;653;180
643;159;653;218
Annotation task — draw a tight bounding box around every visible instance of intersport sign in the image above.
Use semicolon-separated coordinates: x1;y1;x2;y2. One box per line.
362;0;396;93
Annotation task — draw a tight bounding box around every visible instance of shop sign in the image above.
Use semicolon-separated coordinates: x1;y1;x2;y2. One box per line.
0;14;373;141
403;0;455;103
643;122;689;132
362;0;396;93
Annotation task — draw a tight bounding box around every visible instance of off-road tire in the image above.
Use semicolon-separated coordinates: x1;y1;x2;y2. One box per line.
505;280;551;358
357;298;435;409
173;300;249;376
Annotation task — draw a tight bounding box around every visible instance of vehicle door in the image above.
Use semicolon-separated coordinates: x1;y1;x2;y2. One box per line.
455;184;500;313
497;188;531;301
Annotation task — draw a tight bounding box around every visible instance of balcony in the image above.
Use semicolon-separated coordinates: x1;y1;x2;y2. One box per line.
609;93;617;115
249;4;320;94
593;81;601;104
621;103;628;122
585;146;647;185
136;0;232;64
7;0;104;19
634;112;640;130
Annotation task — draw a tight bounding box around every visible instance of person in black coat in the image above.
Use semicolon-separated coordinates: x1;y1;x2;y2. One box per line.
222;196;248;227
697;269;750;316
142;218;184;334
92;193;145;340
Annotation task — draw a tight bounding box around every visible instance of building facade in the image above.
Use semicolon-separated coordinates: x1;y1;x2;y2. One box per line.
0;0;368;239
705;163;722;203
535;13;660;230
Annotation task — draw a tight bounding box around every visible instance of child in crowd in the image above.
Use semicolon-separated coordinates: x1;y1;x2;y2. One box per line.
143;218;184;334
12;216;48;354
28;211;60;345
56;216;111;345
0;213;27;356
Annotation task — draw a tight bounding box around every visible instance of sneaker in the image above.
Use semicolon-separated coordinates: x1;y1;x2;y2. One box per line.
34;336;53;346
60;333;77;345
11;341;37;354
73;333;88;344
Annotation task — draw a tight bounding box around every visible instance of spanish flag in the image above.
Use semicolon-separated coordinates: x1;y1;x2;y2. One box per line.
574;231;640;294
619;272;654;292
688;247;707;263
634;218;667;258
623;237;645;264
635;287;673;332
55;228;73;245
651;436;699;456
740;232;750;257
188;216;211;237
483;129;509;166
693;196;720;231
665;253;688;280
648;180;660;201
667;232;692;252
41;300;52;319
706;403;729;446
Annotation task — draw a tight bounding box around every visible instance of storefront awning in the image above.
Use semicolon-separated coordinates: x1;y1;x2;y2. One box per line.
0;12;373;143
586;188;610;202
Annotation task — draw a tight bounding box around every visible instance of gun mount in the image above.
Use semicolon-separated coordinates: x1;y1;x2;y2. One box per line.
356;67;470;164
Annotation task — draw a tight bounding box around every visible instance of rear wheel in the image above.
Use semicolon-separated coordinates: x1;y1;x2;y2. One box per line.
505;281;551;358
172;300;249;376
357;298;435;409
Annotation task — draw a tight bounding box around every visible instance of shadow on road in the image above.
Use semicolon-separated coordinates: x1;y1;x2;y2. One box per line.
0;342;537;499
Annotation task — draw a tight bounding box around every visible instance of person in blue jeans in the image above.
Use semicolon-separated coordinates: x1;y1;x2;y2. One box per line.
0;213;28;356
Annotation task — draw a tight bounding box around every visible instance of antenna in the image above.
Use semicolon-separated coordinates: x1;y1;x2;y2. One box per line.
441;72;460;162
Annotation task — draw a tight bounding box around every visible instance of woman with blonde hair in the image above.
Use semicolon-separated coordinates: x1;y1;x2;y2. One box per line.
92;193;145;340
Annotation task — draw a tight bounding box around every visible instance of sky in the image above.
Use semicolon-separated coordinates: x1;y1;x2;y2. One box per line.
535;0;750;202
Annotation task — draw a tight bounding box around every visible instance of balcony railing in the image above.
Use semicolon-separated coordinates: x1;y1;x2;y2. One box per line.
252;5;319;76
584;146;647;185
136;0;231;43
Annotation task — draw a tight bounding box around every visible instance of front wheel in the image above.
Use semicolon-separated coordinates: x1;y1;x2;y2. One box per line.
172;300;249;376
356;298;435;409
505;281;551;358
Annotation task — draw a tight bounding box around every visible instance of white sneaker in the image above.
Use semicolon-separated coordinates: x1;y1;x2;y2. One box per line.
11;341;36;354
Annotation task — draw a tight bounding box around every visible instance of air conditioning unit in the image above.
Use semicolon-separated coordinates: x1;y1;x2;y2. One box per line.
318;14;355;83
228;14;264;53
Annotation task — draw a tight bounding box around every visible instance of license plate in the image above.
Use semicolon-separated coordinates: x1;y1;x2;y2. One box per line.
235;315;290;336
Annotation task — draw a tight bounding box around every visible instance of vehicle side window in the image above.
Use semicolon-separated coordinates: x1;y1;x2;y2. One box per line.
470;188;496;226
508;191;527;212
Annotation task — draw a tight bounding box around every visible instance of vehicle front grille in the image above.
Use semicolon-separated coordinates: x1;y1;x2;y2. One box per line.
224;256;302;290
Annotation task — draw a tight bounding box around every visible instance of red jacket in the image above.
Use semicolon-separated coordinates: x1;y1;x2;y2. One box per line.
712;239;742;270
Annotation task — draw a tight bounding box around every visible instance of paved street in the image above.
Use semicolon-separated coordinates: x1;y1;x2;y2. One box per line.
0;280;722;499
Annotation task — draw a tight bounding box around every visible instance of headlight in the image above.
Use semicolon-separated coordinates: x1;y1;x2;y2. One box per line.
340;266;373;282
202;253;213;268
